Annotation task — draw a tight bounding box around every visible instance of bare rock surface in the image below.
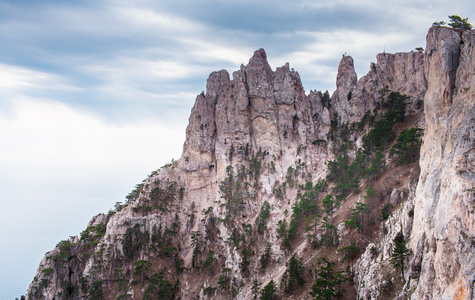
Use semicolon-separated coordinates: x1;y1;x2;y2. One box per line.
409;26;475;300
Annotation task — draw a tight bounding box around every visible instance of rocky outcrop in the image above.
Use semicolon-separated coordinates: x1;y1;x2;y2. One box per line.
332;51;426;125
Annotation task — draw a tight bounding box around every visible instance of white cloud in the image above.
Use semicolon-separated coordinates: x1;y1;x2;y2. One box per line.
0;63;79;92
112;6;203;33
82;57;206;83
181;38;254;66
0;97;185;169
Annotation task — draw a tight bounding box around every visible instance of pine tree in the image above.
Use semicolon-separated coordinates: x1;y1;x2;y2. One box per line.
281;254;305;294
251;279;261;300
338;245;360;273
259;242;272;269
390;127;423;165
391;233;409;280
256;201;271;234
322;194;338;222
364;151;386;180
260;280;277;300
320;218;338;247
344;202;368;234
133;260;151;283
310;257;348;300
448;15;473;30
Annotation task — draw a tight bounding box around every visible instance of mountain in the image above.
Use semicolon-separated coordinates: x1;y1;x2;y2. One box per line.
26;26;474;300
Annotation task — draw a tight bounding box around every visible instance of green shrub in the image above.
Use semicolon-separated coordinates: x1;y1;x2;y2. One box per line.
344;202;368;233
122;224;149;260
133;260;151;283
219;166;246;217
80;223;106;243
364;152;386;180
87;280;104;300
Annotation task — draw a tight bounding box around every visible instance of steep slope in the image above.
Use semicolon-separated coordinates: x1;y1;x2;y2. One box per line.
26;26;473;300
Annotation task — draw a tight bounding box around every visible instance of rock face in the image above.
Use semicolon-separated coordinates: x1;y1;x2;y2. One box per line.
409;26;475;299
26;26;474;300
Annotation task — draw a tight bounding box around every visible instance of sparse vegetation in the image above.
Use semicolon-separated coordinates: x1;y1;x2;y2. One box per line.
278;179;327;248
220;165;246;217
434;15;473;30
252;279;261;299
27;52;432;300
122;224;149;260
87;280;104;300
133;260;151;284
364;151;386;180
338;245;360;273
381;203;392;220
191;231;202;268
80;223;106;244
126;183;144;203
327;151;364;198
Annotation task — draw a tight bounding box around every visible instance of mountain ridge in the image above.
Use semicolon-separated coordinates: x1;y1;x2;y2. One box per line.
26;25;474;300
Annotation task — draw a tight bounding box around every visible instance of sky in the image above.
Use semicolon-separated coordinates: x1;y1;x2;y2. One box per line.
0;0;474;298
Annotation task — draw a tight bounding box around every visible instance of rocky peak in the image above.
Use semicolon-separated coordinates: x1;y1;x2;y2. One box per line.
247;48;272;73
336;55;358;91
241;48;274;99
182;47;329;172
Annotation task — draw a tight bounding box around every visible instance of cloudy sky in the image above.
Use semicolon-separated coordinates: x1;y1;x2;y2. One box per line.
1;0;474;297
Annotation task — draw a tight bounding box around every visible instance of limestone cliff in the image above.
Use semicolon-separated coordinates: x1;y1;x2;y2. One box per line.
26;26;474;300
409;26;475;299
354;26;475;300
